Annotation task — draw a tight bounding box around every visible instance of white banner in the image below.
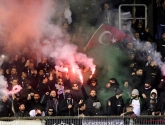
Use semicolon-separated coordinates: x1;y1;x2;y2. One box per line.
0;120;42;125
82;119;124;125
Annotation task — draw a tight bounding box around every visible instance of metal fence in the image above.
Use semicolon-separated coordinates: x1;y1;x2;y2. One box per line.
0;116;165;125
118;4;147;30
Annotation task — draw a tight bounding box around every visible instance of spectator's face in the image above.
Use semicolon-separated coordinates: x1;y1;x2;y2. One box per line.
43;77;48;83
0;69;4;75
29;62;34;68
22;57;26;62
104;4;109;10
91;81;96;86
145;83;150;88
78;27;83;33
50;90;56;97
23;47;28;54
39;70;44;75
2;96;8;102
57;78;63;85
57;71;62;77
72;84;78;90
11;68;17;75
150;61;156;67
12;80;18;86
90;90;96;97
57;11;63;18
15;54;19;61
134;33;140;39
106;83;110;88
19;104;25;111
48;109;54;116
151;93;156;99
162;33;165;39
81;104;86;110
109;80;115;84
34;94;40;101
129;54;135;60
63;23;68;30
22;72;27;78
33;69;38;75
126;107;133;112
137;23;142;29
147;56;152;61
66;34;71;42
41;57;47;63
144;42;151;49
51;69;56;74
124;82;129;87
162;1;165;7
127;43;133;49
132;94;136;98
137;69;143;76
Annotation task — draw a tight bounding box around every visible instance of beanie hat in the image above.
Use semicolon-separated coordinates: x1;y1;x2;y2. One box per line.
66;93;72;98
115;89;123;95
132;89;139;95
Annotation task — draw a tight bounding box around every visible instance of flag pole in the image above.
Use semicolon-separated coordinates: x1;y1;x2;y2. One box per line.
84;23;104;49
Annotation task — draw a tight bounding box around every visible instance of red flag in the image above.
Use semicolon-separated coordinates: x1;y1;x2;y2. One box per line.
86;24;126;48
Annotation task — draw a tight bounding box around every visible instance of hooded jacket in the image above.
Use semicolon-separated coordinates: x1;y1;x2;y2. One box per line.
146;89;161;113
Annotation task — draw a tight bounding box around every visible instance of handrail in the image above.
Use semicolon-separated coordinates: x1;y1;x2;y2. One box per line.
119;4;148;30
0;115;164;120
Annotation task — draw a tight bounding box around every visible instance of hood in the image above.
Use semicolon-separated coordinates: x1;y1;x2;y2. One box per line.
150;89;157;99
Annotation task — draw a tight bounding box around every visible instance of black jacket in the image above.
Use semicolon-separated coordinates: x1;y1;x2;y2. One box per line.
59;98;76;116
15;111;29;117
43;95;60;116
131;74;143;89
73;104;89;116
108;96;124;116
85;96;100;116
0;99;12;117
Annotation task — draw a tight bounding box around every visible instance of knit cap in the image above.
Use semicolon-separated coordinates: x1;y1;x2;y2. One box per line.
132;89;139;95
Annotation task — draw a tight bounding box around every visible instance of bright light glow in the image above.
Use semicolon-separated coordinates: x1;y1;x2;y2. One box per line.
78;72;83;84
1;55;5;58
63;67;68;73
92;67;96;74
72;67;75;74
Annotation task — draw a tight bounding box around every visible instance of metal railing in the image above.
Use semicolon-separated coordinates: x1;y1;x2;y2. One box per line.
119;4;148;30
0;116;165;125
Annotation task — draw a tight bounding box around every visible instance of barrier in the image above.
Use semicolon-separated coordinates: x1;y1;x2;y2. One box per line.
0;116;165;125
119;4;147;30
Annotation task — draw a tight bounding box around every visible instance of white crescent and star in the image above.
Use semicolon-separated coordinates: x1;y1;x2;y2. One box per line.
98;31;116;45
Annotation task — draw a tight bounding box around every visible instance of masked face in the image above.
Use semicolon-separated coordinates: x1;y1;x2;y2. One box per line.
132;94;138;99
145;83;150;88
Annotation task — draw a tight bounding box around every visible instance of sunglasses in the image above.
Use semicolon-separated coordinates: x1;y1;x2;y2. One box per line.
48;111;53;112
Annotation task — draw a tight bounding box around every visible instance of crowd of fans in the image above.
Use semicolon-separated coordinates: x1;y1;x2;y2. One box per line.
0;0;165;120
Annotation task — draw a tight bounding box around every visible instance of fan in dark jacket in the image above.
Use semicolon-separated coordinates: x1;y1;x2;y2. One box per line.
0;96;12;117
40;90;60;116
146;89;161;115
107;89;124;116
26;93;43;112
65;83;85;104
59;93;76;116
120;105;137;125
85;89;102;116
74;100;89;116
14;103;29;117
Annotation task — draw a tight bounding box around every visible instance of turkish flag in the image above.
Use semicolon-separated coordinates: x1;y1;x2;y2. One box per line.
86;24;126;48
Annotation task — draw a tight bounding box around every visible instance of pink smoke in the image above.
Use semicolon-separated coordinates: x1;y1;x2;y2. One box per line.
0;0;55;54
0;0;96;84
